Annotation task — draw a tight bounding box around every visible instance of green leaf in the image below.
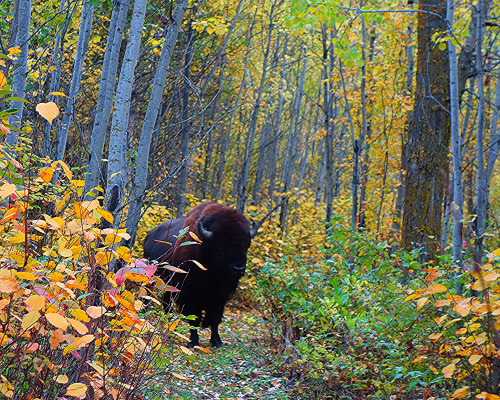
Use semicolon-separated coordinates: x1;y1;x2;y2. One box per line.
438;42;447;51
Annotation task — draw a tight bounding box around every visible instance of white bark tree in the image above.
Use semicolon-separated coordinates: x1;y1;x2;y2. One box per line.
124;0;189;246
104;0;148;223
83;0;130;197
5;0;31;146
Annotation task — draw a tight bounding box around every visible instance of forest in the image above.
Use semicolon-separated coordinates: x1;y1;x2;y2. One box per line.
0;0;499;398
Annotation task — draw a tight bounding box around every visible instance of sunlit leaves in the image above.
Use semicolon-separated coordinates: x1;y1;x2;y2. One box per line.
35;102;60;124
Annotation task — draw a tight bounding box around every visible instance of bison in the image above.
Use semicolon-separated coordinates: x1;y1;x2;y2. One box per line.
143;202;257;347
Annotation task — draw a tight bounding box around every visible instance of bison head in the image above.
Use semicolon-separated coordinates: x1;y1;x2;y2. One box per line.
197;211;257;278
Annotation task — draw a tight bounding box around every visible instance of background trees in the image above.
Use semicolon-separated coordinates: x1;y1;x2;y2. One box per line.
1;0;499;260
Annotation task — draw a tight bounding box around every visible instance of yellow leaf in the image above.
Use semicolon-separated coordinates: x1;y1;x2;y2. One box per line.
443;363;456;378
70;309;90;322
191;260;207;271
452;386;469;399
429;332;443;340
469;353;483;365
75;334;95;348
49;92;67;97
86;306;105;319
423;283;448;295
189;231;202;243
22;311;40;330
67;317;88;334
14;271;37;281
416;297;429;311
25;295;46;312
66;383;87;397
59;248;73;258
96;208;114;223
87;361;105;375
55;375;68;384
0;71;7;89
179;345;194;355
0;122;9;136
39;167;54;183
36;102;60;124
172;371;189;380
434;299;451;307
46;313;69;330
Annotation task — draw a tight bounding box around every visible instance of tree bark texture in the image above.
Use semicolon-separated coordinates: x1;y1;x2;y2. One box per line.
401;0;451;260
125;0;189;246
6;0;31;145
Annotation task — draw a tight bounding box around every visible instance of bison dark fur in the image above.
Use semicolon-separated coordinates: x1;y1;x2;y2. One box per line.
143;202;256;347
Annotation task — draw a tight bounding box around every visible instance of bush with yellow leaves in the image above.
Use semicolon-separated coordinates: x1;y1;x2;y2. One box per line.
0;139;196;399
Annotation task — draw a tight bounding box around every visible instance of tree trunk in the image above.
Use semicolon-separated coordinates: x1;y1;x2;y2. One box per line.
125;0;189;246
401;0;450;260
236;4;276;212
42;0;70;158
177;18;196;217
83;0;130;197
279;50;307;229
474;0;487;267
104;0;148;226
447;0;464;287
5;0;31;145
53;0;94;164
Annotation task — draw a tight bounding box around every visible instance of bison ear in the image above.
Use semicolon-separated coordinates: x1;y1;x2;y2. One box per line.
198;215;213;240
249;217;258;238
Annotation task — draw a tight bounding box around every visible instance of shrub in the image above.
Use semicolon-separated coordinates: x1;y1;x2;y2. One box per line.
0;140;192;399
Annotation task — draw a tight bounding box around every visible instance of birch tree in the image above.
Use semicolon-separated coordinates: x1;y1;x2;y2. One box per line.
125;0;189;246
5;0;31;146
104;0;148;224
447;0;464;287
83;0;130;196
53;0;94;163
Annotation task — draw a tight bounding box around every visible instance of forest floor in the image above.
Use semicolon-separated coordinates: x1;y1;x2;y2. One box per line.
161;303;299;400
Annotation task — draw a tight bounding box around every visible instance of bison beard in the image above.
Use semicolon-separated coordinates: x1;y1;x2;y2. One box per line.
143;202;256;347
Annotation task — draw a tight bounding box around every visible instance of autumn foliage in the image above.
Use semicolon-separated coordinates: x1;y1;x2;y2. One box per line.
0;141;197;399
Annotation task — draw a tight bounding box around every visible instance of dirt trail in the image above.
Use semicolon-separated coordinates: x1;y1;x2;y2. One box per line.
166;307;291;400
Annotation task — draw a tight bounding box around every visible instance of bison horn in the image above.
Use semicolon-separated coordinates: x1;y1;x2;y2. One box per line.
198;215;213;240
249;217;258;238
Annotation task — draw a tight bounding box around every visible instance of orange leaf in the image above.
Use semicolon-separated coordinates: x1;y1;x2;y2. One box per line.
0;277;19;293
39;167;54;183
36;102;60;124
50;329;64;350
451;386;469;399
96;208;114;223
425;270;442;283
423;283;448;295
454;299;471;317
75;334;95;348
191;260;207;271
25;295;46;312
67;317;88;335
46;313;69;330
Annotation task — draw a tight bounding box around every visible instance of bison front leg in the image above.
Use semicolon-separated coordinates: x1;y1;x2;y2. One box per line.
203;303;225;348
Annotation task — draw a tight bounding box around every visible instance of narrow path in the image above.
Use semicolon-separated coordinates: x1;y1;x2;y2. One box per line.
166;307;291;399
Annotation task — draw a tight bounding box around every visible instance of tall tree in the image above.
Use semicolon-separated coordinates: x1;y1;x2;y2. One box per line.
401;0;451;260
83;0;130;197
104;0;148;226
5;0;31;146
125;0;189;246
